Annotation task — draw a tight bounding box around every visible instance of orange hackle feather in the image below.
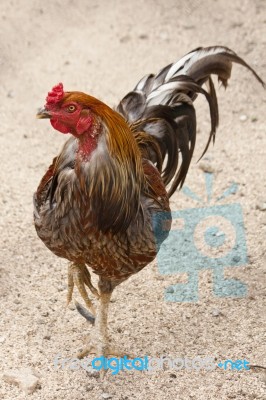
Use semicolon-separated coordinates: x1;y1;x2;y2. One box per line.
57;92;148;233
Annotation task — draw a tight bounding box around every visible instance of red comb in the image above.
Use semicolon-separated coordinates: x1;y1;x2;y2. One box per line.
46;83;64;106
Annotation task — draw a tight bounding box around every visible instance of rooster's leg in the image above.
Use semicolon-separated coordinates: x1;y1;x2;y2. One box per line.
78;279;112;359
78;278;133;361
93;290;112;357
66;263;99;315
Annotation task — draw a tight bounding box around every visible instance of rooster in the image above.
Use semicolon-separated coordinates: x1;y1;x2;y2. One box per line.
34;46;264;359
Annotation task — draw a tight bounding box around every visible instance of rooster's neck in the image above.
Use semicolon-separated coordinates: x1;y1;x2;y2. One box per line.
76;122;102;161
77;134;98;160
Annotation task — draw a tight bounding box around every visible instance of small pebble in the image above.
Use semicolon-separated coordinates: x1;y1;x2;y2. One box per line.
211;308;221;317
41;311;49;317
120;35;130;43
57;283;66;292
256;201;266;211
7;90;14;98
215;231;224;237
232;255;241;263
198;160;215;173
239;114;247;122
3;368;39;394
159;31;169;41
101;393;113;399
84;367;99;377
165;286;174;294
139;33;148;40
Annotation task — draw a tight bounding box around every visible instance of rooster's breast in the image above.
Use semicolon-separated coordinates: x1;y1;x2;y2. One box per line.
34;190;170;281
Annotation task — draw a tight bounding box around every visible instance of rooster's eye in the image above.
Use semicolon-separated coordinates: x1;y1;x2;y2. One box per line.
67;105;76;113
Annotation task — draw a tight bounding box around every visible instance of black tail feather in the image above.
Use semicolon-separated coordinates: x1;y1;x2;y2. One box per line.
117;46;265;197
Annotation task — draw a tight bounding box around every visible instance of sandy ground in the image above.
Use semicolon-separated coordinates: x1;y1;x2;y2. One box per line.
0;0;266;399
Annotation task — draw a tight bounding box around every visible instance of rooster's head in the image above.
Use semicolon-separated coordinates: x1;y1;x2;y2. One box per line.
37;81;143;165
36;82;105;137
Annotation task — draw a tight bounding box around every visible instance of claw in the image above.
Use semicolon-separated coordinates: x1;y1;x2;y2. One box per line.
77;345;95;359
75;300;95;325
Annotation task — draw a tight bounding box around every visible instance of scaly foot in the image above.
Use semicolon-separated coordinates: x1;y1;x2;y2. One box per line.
76;336;134;379
77;343;134;360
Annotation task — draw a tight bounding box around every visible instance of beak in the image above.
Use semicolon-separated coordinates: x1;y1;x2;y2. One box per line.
36;107;52;119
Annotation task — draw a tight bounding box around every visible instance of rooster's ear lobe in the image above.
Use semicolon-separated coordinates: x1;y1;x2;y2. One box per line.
76;112;93;135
